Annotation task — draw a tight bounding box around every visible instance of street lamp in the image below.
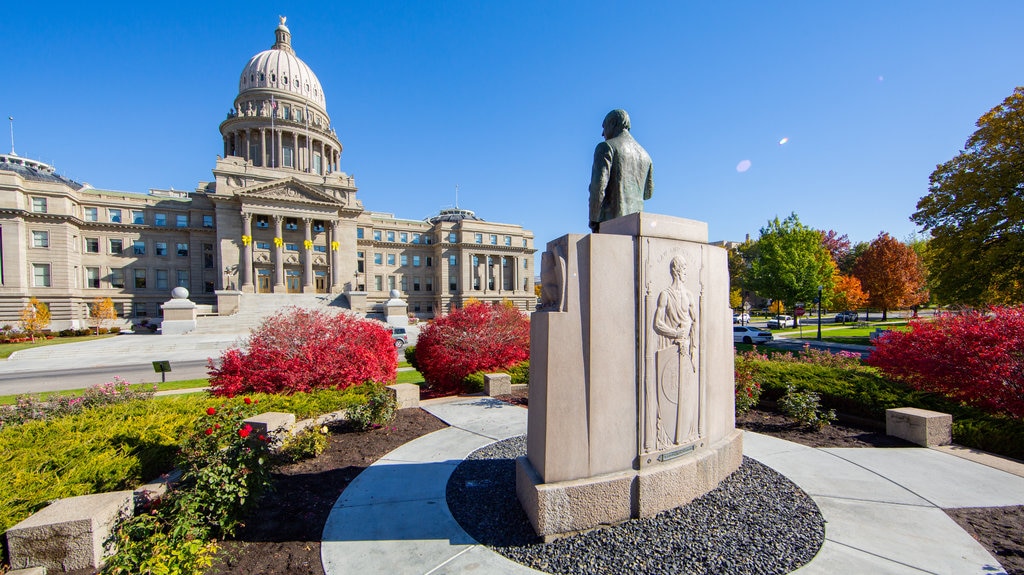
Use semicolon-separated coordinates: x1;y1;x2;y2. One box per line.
816;285;823;341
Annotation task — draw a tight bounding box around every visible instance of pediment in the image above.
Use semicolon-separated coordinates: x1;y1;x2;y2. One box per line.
236;177;344;206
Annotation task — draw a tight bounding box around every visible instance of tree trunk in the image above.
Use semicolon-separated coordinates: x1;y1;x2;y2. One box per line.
882;308;888;321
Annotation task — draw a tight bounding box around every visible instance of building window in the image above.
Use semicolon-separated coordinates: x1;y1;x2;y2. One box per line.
426;277;433;292
400;232;408;243
400;255;408;266
110;239;123;254
285;243;298;251
203;214;214;228
413;256;421;267
413;277;421;291
387;254;395;266
523;238;528;247
155;242;168;256
374;275;382;291
132;210;145;224
357;260;364;273
424;234;431;245
176;214;188;228
313;222;325;233
387;231;395;242
256;241;270;250
134;269;147;289
490;235;497;245
84;207;98;222
448;232;457;243
256;216;269;229
412;233;421;244
285;218;298;231
176;270;189;288
449;255;457;266
135;303;147;318
133;240;146;255
505;236;512;246
176;243;189;257
449;276;457;292
111;268;125;288
373;230;382;241
155;213;167;226
32;231;49;248
203;243;214;268
86;267;100;288
388;276;395;290
85;238;100;253
374;253;382;265
156;269;168;290
313;245;326;253
283;144;294;168
401;277;408;292
524;259;529;269
109;209;122;223
475;233;483;244
426;257;432;267
32;264;51;287
357;227;364;239
32;197;47;213
204;281;215;293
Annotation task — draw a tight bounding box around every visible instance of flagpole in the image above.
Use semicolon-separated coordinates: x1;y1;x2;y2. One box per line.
270;96;276;168
8;116;14;155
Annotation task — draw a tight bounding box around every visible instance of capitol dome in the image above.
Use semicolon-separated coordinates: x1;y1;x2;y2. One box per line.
237;17;326;111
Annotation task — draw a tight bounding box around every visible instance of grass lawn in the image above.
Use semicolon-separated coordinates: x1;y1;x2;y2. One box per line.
394;369;425;385
0;378;210;405
0;335;116;360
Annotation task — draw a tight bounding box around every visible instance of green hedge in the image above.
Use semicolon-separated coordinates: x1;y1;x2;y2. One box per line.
742;358;1024;460
0;388;369;535
463;360;530;393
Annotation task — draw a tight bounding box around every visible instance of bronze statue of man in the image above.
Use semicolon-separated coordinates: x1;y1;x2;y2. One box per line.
588;109;654;232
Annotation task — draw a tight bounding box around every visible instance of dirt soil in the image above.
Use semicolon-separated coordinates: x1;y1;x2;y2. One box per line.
206;408;447;575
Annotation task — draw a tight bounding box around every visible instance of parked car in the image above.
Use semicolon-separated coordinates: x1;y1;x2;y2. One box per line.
389;326;408;348
732;312;751;324
766;315;795;329
733;326;773;344
834;311;859;323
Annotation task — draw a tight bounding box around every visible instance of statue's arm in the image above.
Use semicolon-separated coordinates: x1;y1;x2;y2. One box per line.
644;161;654;201
589;142;613;224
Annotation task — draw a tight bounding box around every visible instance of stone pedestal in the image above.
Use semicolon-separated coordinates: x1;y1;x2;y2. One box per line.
344;290;368;315
216;289;243;316
384;289;409;327
160;288;197;335
516;212;742;539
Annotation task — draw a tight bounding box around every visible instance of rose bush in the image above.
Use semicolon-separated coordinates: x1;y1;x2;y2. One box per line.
208;307;396;396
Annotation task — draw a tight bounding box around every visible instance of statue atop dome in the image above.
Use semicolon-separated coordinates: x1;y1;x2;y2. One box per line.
279;15;287;25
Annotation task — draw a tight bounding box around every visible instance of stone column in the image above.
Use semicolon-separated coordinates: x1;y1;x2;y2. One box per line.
302;217;314;293
498;257;505;293
241;213;254;293
259;128;266;167
292;132;299;169
276;129;284;169
273;215;286;292
330;220;342;292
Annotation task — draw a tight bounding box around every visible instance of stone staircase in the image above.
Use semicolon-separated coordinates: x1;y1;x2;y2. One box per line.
194;293;352;335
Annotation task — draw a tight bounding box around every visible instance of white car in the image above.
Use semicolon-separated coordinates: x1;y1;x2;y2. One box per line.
732;312;751;324
766;315;795;329
733;326;774;344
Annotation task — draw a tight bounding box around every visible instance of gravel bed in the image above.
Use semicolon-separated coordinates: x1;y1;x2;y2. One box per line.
447;436;824;575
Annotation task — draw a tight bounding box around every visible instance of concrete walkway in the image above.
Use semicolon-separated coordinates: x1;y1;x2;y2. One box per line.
323;397;1024;575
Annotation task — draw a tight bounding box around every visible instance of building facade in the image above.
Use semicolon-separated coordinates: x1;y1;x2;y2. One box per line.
0;19;535;329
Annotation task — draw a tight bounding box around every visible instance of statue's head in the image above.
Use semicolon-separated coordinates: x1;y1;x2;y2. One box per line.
602;109;631;140
670;255;687;281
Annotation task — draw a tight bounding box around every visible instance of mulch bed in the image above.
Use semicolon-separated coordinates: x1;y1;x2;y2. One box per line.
206;408;447;575
202;392;1021;575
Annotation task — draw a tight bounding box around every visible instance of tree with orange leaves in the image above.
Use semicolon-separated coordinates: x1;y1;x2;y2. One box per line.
853;233;927;320
830;275;869;319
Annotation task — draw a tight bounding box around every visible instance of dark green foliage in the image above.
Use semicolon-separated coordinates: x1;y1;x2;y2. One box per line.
404;345;418;370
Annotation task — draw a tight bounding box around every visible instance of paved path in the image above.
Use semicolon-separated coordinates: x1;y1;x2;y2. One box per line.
323;397;1024;575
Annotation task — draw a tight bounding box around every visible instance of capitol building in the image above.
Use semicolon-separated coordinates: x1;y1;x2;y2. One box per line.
0;18;536;329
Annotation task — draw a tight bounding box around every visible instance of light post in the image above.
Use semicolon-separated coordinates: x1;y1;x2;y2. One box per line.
816;285;823;341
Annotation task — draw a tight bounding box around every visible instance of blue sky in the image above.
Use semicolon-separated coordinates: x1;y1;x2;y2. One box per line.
5;1;1022;254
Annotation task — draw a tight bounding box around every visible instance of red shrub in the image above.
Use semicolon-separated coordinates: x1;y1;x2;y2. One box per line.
207;307;396;396
416;301;530;394
866;307;1024;418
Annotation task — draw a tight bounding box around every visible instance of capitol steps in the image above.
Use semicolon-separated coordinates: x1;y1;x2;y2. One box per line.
194;293;351;335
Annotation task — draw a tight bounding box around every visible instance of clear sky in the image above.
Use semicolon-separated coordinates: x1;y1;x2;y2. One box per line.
5;1;1022;254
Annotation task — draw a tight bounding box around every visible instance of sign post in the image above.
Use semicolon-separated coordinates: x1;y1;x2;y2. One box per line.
152;360;171;384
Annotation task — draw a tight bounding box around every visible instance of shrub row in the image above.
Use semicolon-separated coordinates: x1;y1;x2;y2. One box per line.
0;327;121;343
463;360;530;392
739;353;1024;460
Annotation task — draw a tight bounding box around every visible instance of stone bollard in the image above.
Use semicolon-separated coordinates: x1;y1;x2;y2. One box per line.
886;407;952;447
484;373;512;396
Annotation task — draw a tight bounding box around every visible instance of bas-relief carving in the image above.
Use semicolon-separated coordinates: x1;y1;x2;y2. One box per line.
537;244;567;312
643;248;703;454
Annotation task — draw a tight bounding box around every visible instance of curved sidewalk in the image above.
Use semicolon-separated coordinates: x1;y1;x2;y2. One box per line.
322;397;1024;575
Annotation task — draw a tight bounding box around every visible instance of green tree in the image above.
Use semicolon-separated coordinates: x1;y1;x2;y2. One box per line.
912;86;1024;305
19;297;50;341
746;214;835;316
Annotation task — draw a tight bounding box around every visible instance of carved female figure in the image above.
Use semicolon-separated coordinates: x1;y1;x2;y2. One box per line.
652;255;700;447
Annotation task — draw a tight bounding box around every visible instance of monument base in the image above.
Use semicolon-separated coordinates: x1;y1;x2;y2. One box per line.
516;429;742;540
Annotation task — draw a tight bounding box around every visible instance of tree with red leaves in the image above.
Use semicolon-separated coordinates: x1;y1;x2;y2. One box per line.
416;301;530;394
853;232;928;320
208;307;396;396
867;307;1024;419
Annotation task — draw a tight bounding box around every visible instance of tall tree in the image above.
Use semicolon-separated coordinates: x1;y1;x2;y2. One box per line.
830;274;869;317
853;233;927;319
19;297;50;342
838;241;869;275
89;296;118;335
746;214;835;314
912;86;1024;305
819;229;851;266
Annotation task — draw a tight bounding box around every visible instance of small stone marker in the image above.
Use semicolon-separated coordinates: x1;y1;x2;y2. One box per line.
5;491;133;571
386;383;420;409
484;373;512;396
244;412;296;441
886;407;952;447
